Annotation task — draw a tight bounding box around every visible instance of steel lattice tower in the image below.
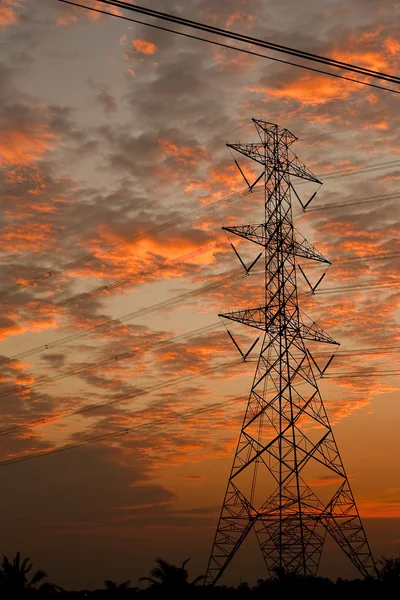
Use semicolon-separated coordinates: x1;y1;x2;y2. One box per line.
206;119;375;584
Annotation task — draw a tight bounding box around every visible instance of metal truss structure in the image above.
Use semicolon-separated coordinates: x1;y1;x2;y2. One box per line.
206;119;375;584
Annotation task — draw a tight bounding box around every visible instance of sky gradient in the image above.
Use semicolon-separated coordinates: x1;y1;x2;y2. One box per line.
0;0;399;590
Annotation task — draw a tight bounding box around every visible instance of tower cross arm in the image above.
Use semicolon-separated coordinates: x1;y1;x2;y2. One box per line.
219;307;266;332
287;149;322;184
297;322;338;345
227;142;322;186
220;306;339;345
293;228;331;264
227;142;268;166
223;224;330;264
298;310;339;345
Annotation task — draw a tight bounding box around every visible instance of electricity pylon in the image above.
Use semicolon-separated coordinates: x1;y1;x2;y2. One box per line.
206;119;375;584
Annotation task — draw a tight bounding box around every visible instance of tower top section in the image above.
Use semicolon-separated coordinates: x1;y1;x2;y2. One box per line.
226;118;321;184
252;118;298;146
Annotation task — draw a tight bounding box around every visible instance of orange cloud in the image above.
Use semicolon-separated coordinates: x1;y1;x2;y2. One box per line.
56;12;78;27
1;221;55;252
0;311;58;342
85;226;219;270
364;121;389;130
0;6;16;26
87;1;121;20
252;31;399;109
226;11;255;28
332;50;389;73
132;39;158;55
249;74;352;106
158;139;207;166
56;0;122;26
359;501;400;518
0;125;57;166
3;163;47;195
0;0;22;27
385;37;400;55
212;47;253;69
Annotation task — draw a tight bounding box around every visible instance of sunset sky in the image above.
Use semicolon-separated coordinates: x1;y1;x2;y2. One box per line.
0;0;399;590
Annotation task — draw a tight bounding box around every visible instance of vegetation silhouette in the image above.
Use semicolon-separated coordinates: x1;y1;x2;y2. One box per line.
0;551;398;597
377;555;400;583
139;557;205;589
0;551;63;595
104;580;132;591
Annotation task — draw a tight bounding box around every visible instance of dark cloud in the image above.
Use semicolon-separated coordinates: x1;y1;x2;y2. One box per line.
40;352;66;369
0;444;173;522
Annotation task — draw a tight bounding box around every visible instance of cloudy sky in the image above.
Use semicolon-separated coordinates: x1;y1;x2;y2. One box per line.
0;0;399;590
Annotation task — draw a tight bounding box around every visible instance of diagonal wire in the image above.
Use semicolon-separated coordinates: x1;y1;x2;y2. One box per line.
0;365;398;469
96;1;400;84
2;158;399;302
52;0;400;95
0;248;397;370
0;187;253;299
0;327;232;438
0;390;246;469
0;357;244;446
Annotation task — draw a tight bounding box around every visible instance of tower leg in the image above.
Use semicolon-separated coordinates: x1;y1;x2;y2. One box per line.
206;483;255;585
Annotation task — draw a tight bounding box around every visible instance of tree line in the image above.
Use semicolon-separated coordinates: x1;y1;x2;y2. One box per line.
0;552;399;597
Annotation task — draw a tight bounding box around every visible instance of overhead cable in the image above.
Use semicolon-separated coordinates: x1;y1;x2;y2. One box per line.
54;0;400;95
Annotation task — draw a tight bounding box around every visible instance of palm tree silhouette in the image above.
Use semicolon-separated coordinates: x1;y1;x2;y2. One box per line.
139;557;204;588
0;551;61;594
104;579;131;590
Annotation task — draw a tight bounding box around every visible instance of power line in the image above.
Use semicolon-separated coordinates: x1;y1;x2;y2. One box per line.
0;303;398;440
0;365;398;469
100;1;400;83
318;159;400;181
0;323;227;438
0;392;244;469
0;247;397;370
324;370;400;379
0;239;236;333
4;119;252;244
2;158;399;300
317;345;400;357
299;252;400;269
306;191;399;214
2;314;398;436
0;321;223;410
331;252;400;266
0;187;251;299
54;0;400;96
293;160;400;188
0;358;245;462
314;281;400;295
0;246;230;365
1;237;398;342
0;268;247;400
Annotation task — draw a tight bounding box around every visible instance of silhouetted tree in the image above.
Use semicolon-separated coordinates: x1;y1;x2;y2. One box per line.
377;555;400;584
139;557;204;588
104;578;131;590
0;551;61;594
271;566;304;582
